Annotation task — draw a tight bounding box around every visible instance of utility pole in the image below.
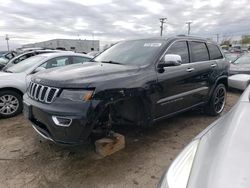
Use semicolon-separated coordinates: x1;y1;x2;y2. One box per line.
92;33;94;50
186;21;192;35
159;18;167;37
216;34;219;43
5;34;9;51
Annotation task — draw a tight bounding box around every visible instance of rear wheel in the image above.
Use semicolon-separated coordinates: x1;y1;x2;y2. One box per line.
206;84;226;116
0;90;23;118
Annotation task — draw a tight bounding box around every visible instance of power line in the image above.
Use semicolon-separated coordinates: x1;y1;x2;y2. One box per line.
159;18;167;37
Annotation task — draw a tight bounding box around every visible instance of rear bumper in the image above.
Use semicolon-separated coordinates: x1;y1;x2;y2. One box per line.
23;94;101;145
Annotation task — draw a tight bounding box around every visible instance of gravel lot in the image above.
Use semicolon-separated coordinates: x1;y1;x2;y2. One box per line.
0;91;241;188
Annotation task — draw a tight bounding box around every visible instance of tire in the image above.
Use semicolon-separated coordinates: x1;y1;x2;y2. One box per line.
0;90;23;118
206;84;226;116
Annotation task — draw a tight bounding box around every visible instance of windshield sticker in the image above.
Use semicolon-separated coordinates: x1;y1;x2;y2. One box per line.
144;43;162;47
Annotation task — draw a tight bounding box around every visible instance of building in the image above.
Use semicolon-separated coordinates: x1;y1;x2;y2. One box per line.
23;39;100;53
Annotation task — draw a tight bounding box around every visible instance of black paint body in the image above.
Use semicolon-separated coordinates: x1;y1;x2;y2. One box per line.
23;36;229;145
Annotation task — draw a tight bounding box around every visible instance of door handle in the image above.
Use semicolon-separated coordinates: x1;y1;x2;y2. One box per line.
211;64;217;68
186;68;195;72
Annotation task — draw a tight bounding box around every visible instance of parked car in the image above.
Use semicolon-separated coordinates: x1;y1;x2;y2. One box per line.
1;49;63;70
225;53;240;63
0;51;17;69
158;85;250;188
0;52;92;118
0;58;9;69
15;47;53;55
229;54;250;75
228;74;250;90
0;51;16;60
23;36;229;145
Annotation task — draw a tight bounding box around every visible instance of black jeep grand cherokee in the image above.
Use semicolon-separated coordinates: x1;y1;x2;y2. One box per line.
23;36;229;145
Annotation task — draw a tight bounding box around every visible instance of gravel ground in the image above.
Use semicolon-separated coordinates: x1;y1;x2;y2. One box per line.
0;91;241;188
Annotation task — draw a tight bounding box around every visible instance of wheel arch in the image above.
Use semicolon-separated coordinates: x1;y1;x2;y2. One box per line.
208;76;228;101
108;95;152;126
215;76;228;89
0;87;24;96
94;87;153;126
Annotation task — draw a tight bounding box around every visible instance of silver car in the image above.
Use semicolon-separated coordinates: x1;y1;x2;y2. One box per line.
229;54;250;75
159;85;250;188
2;49;62;70
0;52;92;118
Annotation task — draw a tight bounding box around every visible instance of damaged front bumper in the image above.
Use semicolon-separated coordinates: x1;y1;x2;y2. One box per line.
23;94;102;145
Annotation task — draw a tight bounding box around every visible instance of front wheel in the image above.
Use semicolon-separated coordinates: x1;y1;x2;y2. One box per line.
0;90;23;118
206;84;226;116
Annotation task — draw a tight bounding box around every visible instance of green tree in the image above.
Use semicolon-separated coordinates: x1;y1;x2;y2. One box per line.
241;35;250;45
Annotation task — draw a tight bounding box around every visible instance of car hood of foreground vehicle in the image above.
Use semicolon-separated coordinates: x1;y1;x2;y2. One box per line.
187;86;250;188
0;71;24;83
32;62;143;89
230;63;250;71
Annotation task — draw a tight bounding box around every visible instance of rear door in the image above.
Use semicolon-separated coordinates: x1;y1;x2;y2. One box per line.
187;41;215;104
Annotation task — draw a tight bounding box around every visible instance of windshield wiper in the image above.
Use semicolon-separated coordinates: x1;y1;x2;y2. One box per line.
101;60;122;65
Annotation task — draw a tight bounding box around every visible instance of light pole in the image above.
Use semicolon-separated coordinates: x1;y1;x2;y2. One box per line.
5;34;9;51
159;18;167;37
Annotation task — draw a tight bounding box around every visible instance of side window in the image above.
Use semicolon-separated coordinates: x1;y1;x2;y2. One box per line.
207;43;223;60
189;41;209;62
72;56;90;64
166;41;189;64
14;54;28;64
40;56;70;69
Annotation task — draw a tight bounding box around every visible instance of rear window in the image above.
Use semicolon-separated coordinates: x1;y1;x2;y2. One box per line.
189;41;209;62
207;43;223;60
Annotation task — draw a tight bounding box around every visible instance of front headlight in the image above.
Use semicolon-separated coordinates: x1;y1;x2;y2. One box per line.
159;139;199;188
60;89;94;101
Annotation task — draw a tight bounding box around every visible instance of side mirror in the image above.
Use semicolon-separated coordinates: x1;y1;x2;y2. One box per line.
162;54;182;67
33;67;46;74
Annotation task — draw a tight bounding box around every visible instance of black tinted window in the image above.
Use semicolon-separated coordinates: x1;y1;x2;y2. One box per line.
207;43;223;60
189;41;209;62
166;41;189;64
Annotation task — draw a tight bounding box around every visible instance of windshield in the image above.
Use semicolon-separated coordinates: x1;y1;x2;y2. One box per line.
94;39;166;66
233;55;250;65
6;55;46;73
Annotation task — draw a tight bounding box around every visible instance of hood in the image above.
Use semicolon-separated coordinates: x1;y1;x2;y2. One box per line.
230;63;250;70
0;72;12;77
32;62;141;88
188;88;250;188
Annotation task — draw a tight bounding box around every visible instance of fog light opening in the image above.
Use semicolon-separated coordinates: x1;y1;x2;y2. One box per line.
52;116;72;127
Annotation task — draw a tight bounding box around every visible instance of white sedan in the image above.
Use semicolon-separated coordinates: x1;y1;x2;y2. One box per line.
0;52;92;118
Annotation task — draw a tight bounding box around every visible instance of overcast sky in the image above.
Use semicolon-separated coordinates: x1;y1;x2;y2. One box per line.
0;0;249;50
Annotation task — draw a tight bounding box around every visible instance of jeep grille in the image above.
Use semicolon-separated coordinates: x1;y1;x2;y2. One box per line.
28;82;60;103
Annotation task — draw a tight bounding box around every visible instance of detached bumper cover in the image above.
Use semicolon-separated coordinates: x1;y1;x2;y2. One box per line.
23;94;101;145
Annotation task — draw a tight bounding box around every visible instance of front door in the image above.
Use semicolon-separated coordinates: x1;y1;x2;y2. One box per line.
154;40;199;119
